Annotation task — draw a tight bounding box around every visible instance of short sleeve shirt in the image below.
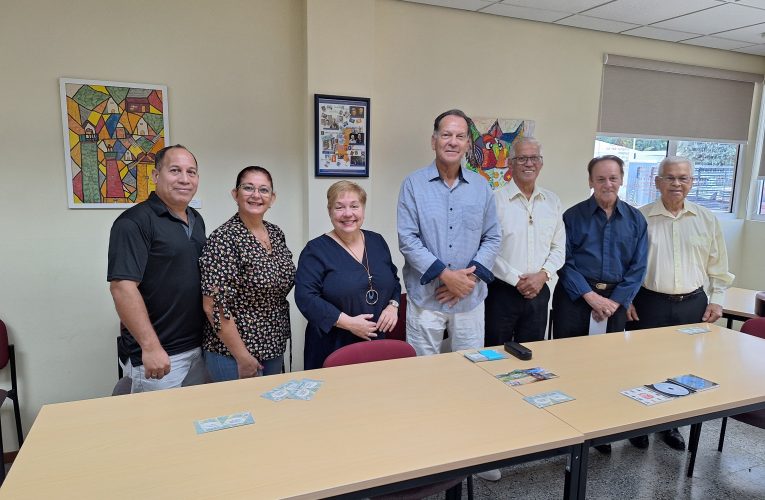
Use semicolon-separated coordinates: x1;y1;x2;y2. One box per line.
199;215;296;361
107;192;206;365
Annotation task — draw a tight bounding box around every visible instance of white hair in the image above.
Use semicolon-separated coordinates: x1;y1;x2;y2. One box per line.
510;137;543;159
658;155;694;176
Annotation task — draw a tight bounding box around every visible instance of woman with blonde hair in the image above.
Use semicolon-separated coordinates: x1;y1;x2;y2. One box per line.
295;181;401;369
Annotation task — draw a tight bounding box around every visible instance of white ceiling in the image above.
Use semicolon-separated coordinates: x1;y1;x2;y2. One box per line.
401;0;765;56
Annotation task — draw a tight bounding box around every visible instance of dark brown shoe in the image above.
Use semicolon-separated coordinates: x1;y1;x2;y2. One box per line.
660;428;686;451
594;444;612;454
629;435;649;449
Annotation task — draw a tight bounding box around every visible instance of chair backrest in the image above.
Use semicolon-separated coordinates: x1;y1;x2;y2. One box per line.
741;317;765;339
0;319;10;369
112;377;133;396
323;339;416;368
386;293;408;342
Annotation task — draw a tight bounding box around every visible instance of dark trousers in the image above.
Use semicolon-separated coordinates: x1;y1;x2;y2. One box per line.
485;279;550;346
551;282;627;339
627;287;708;331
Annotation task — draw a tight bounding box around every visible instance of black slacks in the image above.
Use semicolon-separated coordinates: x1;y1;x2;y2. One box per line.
485;279;550;346
551;282;627;339
626;287;708;331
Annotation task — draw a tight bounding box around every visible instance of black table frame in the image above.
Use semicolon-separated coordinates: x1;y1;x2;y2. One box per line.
574;400;765;498
329;443;584;500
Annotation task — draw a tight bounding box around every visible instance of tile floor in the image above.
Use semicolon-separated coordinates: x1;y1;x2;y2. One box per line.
448;418;765;499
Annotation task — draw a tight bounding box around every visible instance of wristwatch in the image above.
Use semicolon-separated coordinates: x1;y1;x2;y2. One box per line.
388;300;399;308
542;269;552;281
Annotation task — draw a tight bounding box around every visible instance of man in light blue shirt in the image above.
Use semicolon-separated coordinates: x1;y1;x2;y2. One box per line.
397;109;500;356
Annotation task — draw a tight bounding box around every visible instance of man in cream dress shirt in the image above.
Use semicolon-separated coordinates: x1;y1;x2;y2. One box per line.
478;137;564;483
485;137;565;347
627;155;735;451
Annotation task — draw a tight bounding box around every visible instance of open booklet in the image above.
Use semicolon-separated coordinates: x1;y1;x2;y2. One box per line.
496;367;558;386
621;374;718;406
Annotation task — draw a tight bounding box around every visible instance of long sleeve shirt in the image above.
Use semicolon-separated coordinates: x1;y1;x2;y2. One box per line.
558;196;648;309
397;162;501;313
639;200;734;305
492;180;565;286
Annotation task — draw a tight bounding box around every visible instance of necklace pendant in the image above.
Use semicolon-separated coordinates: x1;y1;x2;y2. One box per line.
366;288;379;305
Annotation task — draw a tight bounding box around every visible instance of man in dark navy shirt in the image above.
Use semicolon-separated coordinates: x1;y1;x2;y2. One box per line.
552;154;647;453
553;155;647;338
107;145;207;393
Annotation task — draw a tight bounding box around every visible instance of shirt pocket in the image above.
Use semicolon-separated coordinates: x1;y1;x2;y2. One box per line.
536;216;557;243
688;234;710;252
462;207;482;231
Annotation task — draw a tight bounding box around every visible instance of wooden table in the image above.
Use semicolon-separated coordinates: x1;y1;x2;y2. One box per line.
722;286;760;328
476;325;765;498
0;353;584;499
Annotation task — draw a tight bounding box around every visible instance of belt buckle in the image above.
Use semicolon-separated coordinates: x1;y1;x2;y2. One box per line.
595;282;607;290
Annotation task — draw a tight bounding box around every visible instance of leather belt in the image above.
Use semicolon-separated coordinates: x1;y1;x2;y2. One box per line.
642;287;704;303
587;279;617;291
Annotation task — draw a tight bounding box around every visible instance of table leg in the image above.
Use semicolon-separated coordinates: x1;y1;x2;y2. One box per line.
564;442;586;500
686;422;703;477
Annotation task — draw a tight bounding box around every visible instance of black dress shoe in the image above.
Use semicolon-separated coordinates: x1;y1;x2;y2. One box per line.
629;435;649;449
660;428;686;451
594;444;611;454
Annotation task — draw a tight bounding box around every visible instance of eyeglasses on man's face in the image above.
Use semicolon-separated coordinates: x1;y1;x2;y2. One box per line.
657;176;693;185
238;184;273;196
512;155;543;164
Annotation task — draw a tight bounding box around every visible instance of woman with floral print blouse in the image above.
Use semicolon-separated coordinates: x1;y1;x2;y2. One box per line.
200;166;296;380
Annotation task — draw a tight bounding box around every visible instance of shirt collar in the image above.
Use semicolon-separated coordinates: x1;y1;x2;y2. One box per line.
586;194;624;217
507;179;545;201
147;191;192;224
427;162;469;184
645;199;698;218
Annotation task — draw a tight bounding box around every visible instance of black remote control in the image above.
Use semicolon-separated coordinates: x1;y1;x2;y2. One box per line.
504;341;532;360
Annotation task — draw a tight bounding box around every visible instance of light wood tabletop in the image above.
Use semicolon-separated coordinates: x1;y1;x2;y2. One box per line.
476;325;765;440
1;352;583;500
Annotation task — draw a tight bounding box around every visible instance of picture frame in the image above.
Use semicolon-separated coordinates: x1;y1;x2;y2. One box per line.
59;78;170;208
314;94;370;177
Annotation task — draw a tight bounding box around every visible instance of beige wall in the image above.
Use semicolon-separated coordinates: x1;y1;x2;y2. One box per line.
0;0;306;445
2;0;764;444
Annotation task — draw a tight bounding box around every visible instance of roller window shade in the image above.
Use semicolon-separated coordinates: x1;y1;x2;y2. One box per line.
598;55;761;144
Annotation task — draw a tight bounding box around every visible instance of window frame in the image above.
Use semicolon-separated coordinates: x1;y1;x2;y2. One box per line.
594;134;744;217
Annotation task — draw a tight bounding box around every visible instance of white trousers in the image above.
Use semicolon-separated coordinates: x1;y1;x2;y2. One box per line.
406;301;485;356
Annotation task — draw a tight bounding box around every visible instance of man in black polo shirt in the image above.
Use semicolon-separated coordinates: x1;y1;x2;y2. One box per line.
108;144;207;392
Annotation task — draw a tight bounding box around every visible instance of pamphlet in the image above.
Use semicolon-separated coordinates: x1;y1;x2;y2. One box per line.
496;367;558;386
464;349;508;363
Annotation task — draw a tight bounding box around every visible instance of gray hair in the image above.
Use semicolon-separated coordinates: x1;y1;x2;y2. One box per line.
658;155;694;176
510;137;543;160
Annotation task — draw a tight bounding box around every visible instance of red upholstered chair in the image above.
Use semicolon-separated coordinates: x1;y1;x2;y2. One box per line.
0;319;24;483
322;338;473;499
323;339;416;368
386;293;408;342
717;317;765;452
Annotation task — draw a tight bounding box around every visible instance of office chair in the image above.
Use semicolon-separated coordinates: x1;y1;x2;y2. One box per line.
717;317;765;452
323;339;473;500
0;319;24;483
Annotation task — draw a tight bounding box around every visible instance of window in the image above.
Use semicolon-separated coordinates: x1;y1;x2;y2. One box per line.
594;136;740;213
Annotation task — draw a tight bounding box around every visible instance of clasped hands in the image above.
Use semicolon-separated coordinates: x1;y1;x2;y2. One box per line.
337;305;399;341
436;266;477;307
516;271;547;300
583;291;621;322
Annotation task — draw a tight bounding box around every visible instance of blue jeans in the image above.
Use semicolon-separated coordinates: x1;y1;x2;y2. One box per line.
204;351;284;382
